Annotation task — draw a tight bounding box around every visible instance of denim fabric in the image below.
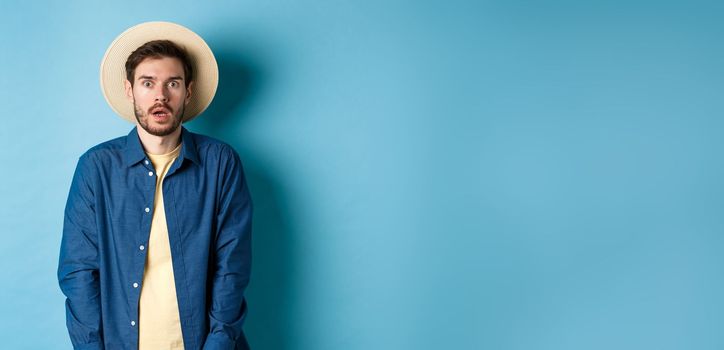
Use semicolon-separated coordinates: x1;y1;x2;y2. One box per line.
58;126;253;350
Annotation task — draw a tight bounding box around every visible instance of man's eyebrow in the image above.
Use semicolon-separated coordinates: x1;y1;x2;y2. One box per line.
136;76;184;81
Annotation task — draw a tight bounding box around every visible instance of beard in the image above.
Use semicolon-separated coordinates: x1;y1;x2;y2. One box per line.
133;101;184;137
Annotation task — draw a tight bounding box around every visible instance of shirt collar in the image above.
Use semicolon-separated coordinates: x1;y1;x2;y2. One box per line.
124;125;200;167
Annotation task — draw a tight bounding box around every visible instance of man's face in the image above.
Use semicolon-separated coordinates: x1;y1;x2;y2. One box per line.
124;56;193;137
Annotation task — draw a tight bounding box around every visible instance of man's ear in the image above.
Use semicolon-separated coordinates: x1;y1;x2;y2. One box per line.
184;81;194;105
124;80;133;102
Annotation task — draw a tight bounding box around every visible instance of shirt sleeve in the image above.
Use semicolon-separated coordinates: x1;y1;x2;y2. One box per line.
203;146;253;350
57;154;104;350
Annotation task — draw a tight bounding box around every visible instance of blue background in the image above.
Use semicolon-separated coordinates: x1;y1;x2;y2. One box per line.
1;1;723;349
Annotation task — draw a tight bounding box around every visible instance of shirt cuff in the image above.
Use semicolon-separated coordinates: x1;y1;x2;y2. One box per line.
73;342;103;350
203;332;236;350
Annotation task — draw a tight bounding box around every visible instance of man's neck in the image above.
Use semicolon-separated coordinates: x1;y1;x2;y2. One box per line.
136;124;182;155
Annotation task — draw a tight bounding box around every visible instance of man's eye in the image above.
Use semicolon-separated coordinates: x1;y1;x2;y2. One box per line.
168;81;179;88
142;81;152;87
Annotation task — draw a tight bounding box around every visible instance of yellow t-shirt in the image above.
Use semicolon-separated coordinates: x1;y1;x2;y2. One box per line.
139;142;185;350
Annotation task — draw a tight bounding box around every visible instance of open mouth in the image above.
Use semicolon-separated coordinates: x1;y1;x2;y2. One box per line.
151;107;171;119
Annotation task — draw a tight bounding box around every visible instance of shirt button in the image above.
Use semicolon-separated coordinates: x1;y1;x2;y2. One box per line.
131;320;136;326
133;282;139;288
148;171;154;177
144;160;149;165
139;245;145;251
145;207;150;213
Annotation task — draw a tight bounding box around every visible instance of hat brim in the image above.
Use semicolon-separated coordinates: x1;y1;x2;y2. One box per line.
100;21;218;123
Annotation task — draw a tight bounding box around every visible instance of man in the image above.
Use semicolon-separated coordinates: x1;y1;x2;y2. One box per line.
57;22;253;350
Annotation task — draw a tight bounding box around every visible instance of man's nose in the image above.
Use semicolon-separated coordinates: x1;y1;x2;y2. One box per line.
155;85;169;102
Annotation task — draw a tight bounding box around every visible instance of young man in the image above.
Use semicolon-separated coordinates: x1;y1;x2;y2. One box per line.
57;22;253;350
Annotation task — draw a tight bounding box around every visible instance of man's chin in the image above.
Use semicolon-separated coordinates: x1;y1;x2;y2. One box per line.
141;123;180;137
147;127;178;137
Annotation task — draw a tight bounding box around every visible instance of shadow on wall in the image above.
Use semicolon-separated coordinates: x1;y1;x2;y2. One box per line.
192;48;298;350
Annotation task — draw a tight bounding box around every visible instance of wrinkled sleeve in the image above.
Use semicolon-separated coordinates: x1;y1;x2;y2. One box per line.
203;146;253;350
57;154;104;350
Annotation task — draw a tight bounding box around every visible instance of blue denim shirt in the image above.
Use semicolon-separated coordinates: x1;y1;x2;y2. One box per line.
58;126;253;350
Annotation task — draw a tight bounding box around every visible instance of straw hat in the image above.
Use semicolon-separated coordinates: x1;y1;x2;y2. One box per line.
100;21;218;123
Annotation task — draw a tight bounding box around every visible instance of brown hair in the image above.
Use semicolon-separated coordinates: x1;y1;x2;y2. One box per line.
125;40;193;87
